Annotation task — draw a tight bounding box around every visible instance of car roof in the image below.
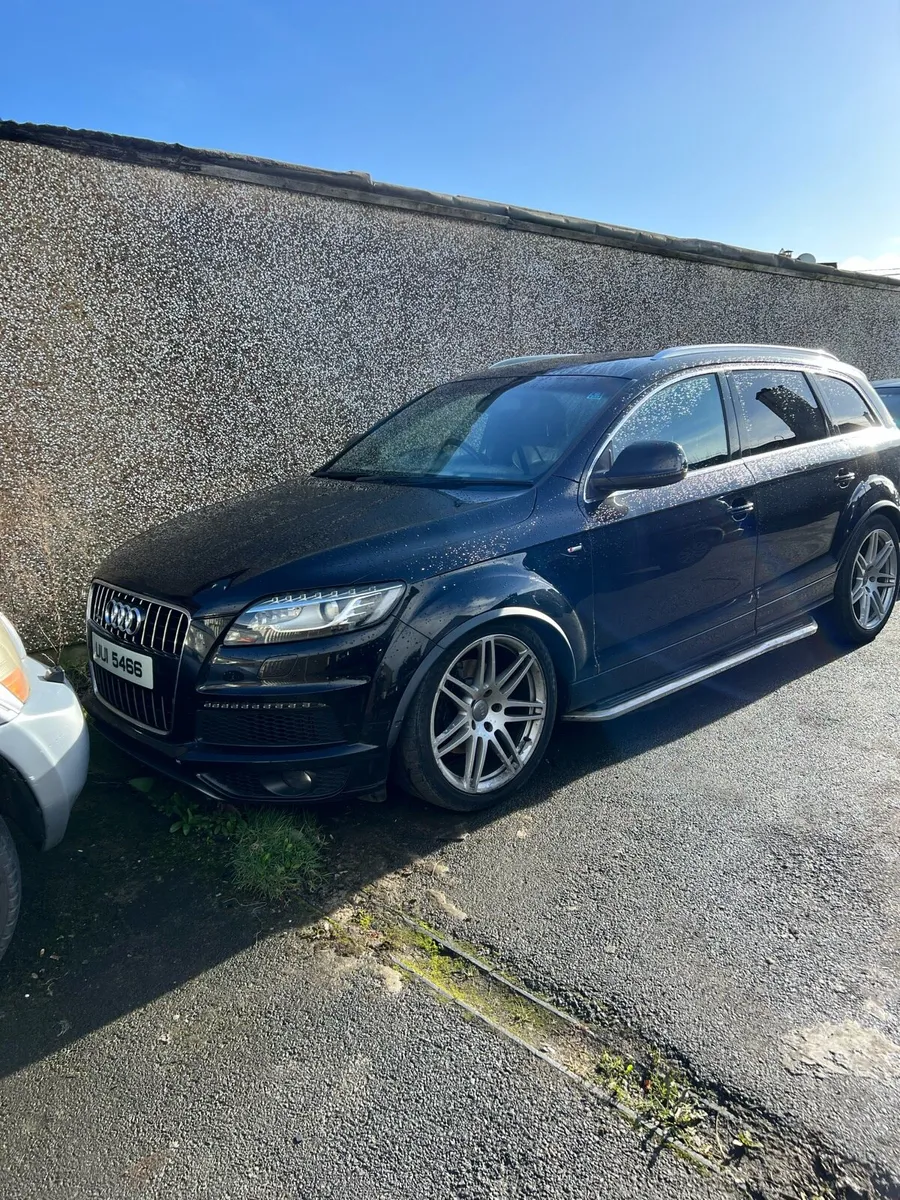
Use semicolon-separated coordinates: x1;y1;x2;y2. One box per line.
873;379;900;388
470;343;857;381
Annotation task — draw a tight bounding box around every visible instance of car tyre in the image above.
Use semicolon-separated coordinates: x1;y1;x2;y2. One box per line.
0;815;21;963
396;620;558;812
826;513;900;645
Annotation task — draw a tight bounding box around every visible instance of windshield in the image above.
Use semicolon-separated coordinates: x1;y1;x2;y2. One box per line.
319;374;629;485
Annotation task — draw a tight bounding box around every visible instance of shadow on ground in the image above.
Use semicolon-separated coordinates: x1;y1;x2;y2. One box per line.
0;629;851;1078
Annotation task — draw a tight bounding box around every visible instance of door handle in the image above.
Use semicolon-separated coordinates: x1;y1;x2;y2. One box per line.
835;468;856;488
726;498;755;519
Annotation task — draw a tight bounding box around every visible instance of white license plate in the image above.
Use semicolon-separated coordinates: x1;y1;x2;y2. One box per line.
91;633;154;690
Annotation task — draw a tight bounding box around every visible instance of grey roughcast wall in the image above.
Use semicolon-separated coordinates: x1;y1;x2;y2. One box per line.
2;122;900;645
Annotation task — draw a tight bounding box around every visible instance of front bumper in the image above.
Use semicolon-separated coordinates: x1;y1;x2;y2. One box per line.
85;692;391;804
84;584;433;804
0;656;90;848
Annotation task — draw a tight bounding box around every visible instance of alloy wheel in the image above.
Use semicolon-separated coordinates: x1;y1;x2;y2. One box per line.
430;633;548;794
851;528;898;630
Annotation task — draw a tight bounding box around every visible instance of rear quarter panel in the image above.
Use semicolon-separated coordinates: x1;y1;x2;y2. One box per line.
833;426;900;561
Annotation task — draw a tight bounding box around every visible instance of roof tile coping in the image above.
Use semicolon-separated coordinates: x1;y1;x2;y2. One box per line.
1;119;896;292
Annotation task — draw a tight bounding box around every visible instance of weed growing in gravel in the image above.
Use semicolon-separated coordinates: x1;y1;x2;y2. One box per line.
595;1050;636;1104
133;783;244;840
56;643;91;696
642;1059;706;1136
733;1128;762;1153
595;1048;709;1156
129;776;325;899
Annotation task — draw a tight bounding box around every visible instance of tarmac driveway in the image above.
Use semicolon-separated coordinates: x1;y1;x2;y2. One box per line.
400;623;900;1184
1;622;898;1197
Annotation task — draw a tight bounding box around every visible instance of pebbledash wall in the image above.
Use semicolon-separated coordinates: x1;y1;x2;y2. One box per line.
2;121;900;645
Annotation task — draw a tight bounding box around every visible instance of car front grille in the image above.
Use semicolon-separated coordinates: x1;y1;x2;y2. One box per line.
88;581;190;656
92;666;176;732
89;581;190;733
196;701;344;747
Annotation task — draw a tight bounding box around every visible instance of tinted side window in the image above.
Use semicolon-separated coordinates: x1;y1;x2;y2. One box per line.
877;387;900;426
814;374;879;434
608;373;729;471
731;370;826;456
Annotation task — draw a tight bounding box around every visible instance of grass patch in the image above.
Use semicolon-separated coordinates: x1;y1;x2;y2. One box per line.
128;776;326;901
231;811;325;899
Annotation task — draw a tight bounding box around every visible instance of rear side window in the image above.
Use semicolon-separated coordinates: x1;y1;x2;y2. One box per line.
731;370;826;456
814;375;879;434
606;373;729;471
877;387;900;426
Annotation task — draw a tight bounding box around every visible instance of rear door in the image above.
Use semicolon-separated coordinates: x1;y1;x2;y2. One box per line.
726;367;856;631
586;370;758;701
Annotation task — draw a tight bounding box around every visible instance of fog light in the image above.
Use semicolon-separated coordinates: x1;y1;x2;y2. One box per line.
261;769;315;798
282;770;313;794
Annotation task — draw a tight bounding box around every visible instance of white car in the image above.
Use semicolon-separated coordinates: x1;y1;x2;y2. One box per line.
0;612;90;962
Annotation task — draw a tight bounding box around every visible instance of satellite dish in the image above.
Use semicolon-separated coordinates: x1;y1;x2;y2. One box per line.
796;252;816;264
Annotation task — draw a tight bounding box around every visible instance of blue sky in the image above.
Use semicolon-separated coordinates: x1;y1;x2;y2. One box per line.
3;0;898;271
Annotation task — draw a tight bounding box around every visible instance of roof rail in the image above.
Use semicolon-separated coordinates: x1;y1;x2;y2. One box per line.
652;343;839;361
490;353;582;368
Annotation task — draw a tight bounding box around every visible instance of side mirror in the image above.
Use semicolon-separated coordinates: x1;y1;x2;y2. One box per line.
587;440;688;500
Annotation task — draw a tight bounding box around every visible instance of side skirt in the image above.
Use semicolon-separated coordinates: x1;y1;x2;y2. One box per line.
563;618;818;722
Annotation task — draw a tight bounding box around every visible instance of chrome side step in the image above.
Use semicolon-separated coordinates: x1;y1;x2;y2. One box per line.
563;619;818;722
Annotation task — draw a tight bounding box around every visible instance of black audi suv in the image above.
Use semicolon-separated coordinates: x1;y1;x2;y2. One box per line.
86;344;900;811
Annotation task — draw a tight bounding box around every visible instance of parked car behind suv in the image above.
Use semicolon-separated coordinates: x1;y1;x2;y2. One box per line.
86;344;900;812
0;612;89;961
872;379;900;427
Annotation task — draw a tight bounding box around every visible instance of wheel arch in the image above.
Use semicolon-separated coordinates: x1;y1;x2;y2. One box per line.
387;607;576;748
840;489;900;568
865;499;900;541
833;477;900;569
0;758;47;849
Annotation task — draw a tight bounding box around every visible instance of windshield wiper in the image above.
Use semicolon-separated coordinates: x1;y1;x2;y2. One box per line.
316;471;418;484
317;470;533;488
423;476;535;488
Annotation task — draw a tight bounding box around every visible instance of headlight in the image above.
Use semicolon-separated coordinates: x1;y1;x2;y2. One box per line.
223;583;405;646
0;615;30;722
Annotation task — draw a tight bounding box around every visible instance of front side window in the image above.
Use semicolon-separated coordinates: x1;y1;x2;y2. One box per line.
731;369;826;456
877;387;900;427
814;374;879;435
602;373;729;472
319;374;628;485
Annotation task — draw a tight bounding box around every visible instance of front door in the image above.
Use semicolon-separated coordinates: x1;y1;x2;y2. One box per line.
584;371;758;703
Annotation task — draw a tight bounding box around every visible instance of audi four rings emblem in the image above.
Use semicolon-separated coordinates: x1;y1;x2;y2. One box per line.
103;600;144;635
